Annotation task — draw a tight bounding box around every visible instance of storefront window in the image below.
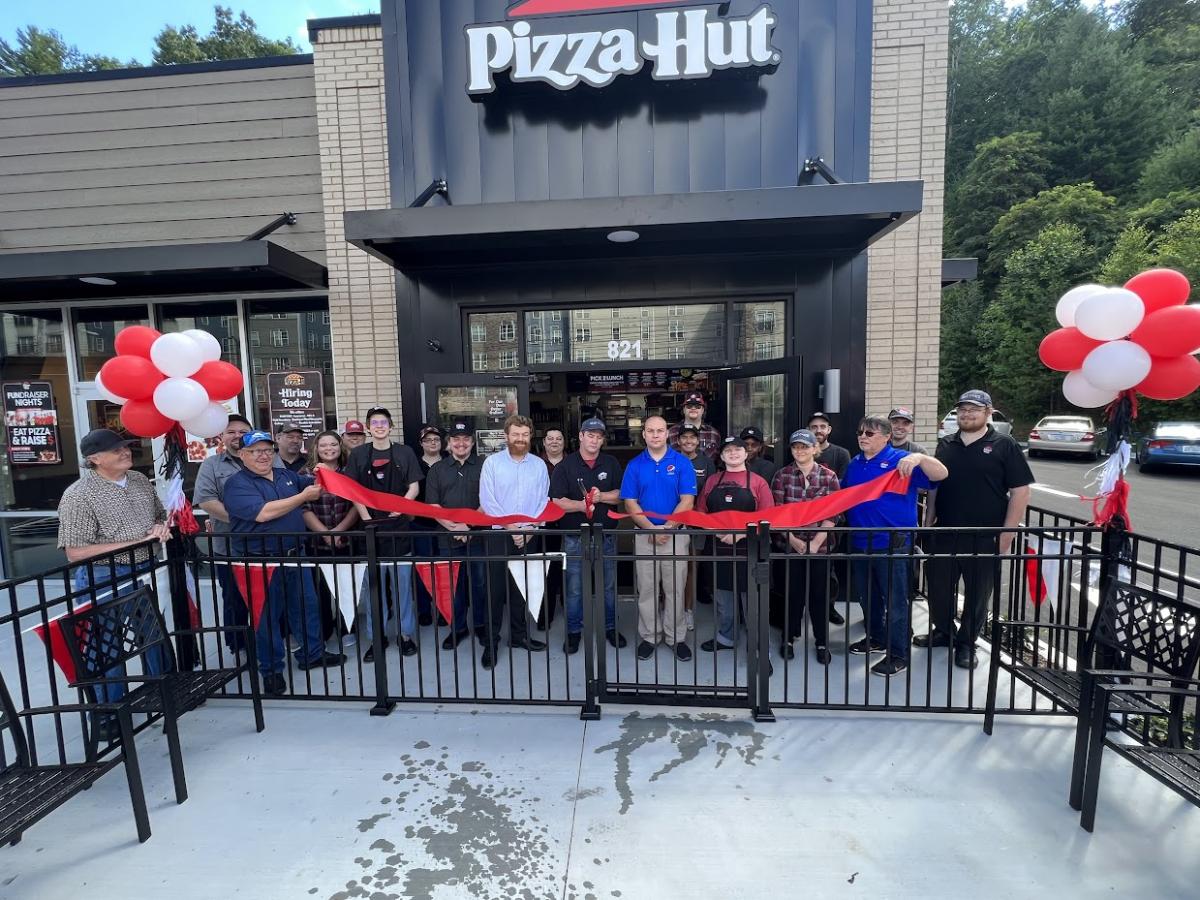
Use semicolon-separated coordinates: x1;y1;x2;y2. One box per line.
466;312;520;373
72;305;151;380
734;300;786;362
245;298;335;436
524;304;724;367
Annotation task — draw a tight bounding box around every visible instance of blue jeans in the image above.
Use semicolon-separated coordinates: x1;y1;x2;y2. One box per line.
714;588;746;647
444;536;488;632
851;553;911;660
358;562;416;642
71;563;169;702
564;533;617;634
257;566;326;675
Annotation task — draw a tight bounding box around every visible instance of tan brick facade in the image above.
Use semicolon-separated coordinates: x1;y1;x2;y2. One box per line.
868;0;949;443
311;24;401;424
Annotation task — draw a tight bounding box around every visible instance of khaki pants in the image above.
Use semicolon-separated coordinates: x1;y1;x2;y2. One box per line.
635;531;691;645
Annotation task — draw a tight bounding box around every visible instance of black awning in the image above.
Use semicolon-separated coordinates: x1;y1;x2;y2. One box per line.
941;257;979;288
344;182;923;271
0;241;327;303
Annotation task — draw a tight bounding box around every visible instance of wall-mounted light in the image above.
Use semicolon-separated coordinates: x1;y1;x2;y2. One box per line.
606;229;640;243
79;276;116;286
426;338;443;352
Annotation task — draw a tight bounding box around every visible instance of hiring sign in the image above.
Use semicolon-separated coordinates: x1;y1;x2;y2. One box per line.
267;370;325;439
3;381;61;465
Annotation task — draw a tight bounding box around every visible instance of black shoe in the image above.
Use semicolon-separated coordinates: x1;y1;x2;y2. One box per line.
442;630;470;650
636;640;656;660
871;657;908;677
700;638;735;652
913;631;953;649
511;637;547;652
674;642;692;662
262;673;287;696
606;630;628;649
780;642;796;661
564;632;582;655
400;638;419;657
91;711;120;744
954;645;979;669
436;613;450;628
815;647;832;665
296;651;346;671
481;646;497;669
828;606;845;626
362;636;390;662
848;638;885;656
418;611;433;627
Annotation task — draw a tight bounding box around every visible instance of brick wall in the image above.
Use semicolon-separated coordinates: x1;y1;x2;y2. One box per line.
868;0;949;443
311;24;401;424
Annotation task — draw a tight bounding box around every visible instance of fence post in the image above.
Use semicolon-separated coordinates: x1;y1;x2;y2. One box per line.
749;522;775;723
165;532;198;671
580;523;602;721
365;525;395;716
1094;518;1128;669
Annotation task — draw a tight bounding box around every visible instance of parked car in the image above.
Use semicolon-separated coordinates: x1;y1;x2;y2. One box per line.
937;409;1013;440
1135;422;1200;472
1027;416;1106;460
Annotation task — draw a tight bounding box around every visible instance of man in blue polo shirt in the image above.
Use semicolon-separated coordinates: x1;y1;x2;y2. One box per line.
843;415;948;678
620;415;697;662
224;430;345;695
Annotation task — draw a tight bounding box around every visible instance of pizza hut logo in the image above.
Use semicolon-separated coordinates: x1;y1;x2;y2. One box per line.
283;373;305;387
466;1;780;95
982;445;993;454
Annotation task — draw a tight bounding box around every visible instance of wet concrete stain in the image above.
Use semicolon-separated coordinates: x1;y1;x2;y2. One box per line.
593;711;767;814
356;813;391;833
562;786;603;802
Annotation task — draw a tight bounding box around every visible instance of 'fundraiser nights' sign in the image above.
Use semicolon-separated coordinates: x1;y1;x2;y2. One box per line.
3;381;60;465
466;0;780;95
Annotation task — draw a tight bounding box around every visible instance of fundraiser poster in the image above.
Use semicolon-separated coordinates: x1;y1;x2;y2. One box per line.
3;381;60;465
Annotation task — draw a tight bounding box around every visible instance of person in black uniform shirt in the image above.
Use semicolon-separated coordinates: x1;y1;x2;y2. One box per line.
740;426;776;482
412;423;447;626
343;406;424;660
677;422;716;626
920;390;1034;670
807;411;848;626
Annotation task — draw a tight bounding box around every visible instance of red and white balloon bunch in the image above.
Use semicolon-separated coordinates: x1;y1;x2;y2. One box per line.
95;326;244;438
1039;269;1200;407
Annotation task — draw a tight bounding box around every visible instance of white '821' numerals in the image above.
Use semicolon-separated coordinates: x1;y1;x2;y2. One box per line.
606;340;642;361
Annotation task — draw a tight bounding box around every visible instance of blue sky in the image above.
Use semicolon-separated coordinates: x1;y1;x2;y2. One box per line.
0;1;380;63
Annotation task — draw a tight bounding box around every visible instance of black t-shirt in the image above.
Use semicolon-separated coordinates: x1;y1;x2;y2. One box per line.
748;456;775;483
816;443;851;480
549;451;623;530
933;426;1034;527
344;442;424;532
682;451;716;496
413;452;446;527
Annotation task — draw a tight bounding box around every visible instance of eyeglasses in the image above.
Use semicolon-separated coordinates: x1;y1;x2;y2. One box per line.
857;429;881;437
368;418;391;427
244;448;274;457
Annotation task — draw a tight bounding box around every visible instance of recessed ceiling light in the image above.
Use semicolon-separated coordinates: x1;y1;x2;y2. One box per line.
79;276;116;286
606;229;640;243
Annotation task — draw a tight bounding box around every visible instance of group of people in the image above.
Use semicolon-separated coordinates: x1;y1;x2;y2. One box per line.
56;386;1033;692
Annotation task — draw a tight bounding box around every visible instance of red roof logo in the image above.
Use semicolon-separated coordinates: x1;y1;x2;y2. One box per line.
508;0;711;17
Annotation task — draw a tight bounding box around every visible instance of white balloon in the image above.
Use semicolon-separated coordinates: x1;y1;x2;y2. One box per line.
1055;283;1105;328
181;328;223;363
1062;369;1119;408
94;371;127;406
150;332;204;378
153;377;209;422
1081;340;1153;392
1074;288;1145;341
182;402;230;439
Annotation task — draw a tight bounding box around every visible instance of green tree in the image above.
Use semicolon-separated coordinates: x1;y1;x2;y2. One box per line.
0;26;130;76
939;281;990;412
1154;209;1200;284
1136;130;1200;202
1099;223;1155;285
152;6;301;66
1121;0;1200;113
946;0;1016;188
1128;189;1200;233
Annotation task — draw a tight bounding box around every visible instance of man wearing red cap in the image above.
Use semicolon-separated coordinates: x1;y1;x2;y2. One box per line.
342;419;366;451
667;392;721;459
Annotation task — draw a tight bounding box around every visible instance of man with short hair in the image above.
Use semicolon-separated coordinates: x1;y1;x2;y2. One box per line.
478;415;550;668
425;420;488;651
342;419;367;451
922;390;1034;669
274;424;307;472
740;426;776;481
621;415;697;661
888;407;927;454
677;422;716;625
550;418;626;654
667;392;721;459
843;416;948;678
224;430;345;695
808;412;851;480
343;406;424;660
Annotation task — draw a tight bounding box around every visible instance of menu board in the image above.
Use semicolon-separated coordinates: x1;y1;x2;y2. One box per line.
267;370;325;439
3;381;61;465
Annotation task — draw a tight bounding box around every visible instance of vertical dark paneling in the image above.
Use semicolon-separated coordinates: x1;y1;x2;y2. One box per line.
442;0;484;204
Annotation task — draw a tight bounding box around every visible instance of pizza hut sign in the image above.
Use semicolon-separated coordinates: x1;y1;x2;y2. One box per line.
466;0;781;96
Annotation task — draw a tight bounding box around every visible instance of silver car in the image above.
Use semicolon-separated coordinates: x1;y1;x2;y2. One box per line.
1028;416;1105;460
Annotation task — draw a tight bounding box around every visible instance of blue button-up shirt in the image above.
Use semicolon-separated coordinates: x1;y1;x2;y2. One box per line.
479;450;550;525
224;467;314;556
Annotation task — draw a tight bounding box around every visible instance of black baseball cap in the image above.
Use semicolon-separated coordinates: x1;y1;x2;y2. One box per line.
274;423;303;435
678;423;702;435
447;420;474;437
365;406;393;423
80;428;137;457
808;411;832;425
721;436;747;451
740;426;764;442
419;423;444;439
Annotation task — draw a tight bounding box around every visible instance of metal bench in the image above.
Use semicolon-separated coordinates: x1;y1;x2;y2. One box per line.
61;585;264;805
1;671;151;846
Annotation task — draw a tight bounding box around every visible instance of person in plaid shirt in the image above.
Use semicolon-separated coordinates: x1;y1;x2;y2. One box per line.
770;428;840;665
667;392;722;459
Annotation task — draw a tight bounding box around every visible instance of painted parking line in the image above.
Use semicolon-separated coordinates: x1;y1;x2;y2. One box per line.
1031;483;1080;499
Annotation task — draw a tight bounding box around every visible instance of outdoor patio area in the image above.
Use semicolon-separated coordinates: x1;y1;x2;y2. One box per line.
2;699;1197;900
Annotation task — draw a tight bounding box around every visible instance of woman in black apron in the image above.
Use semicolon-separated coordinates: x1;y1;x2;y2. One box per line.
698;437;774;651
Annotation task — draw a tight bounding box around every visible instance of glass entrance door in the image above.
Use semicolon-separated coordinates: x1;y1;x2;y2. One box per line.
422;374;531;456
710;357;802;459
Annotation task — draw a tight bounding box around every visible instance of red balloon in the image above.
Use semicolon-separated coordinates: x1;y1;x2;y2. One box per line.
1124;268;1191;315
1135;354;1200;401
113;325;162;359
1129;305;1200;357
190;360;244;402
1038;327;1103;372
120;398;174;438
98;355;164;401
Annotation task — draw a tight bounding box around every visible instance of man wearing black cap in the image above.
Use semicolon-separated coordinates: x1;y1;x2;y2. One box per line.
412;424;447;626
922;389;1033;670
550;418;626;654
274;423;308;472
677;421;717;623
668;392;721;459
425;420;488;650
808;412;851;481
888;407;927;454
739;426;776;482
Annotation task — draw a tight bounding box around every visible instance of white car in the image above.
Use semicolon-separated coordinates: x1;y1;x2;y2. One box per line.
937;409;1013;440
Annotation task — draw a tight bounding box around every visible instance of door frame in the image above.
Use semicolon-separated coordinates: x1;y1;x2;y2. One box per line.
418;373;532;447
708;356;803;449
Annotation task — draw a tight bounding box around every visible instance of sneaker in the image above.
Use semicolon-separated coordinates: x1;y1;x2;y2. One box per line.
606;630;628;649
871;657;908;678
828;606;845;626
481;646;497;669
400;638;418;657
815;646;832;666
913;630;952;649
700;638;735;652
564;632;582;655
848;638;885;656
674;642;692;661
685;610;695;632
636;640;656;660
362;636;390;662
262;673;287;696
296;651;346;671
